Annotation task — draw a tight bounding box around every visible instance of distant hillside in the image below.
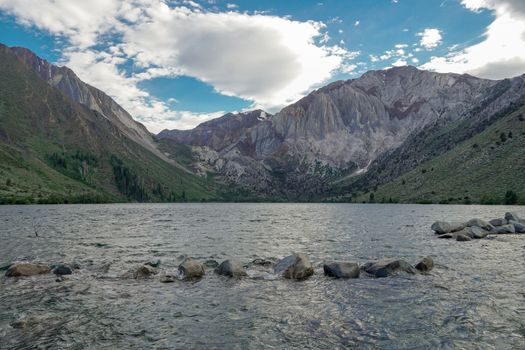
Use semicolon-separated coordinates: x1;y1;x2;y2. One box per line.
0;44;217;204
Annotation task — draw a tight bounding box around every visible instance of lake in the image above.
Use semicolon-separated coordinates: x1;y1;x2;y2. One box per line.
0;203;524;349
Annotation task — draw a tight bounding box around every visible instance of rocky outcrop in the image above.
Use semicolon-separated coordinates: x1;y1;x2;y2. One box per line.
5;263;51;277
323;262;360;279
274;253;314;280
216;260;247;278
415;256;434;272
178;258;205;280
362;259;416;277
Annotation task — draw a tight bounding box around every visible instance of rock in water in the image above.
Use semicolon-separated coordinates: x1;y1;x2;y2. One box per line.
5;263;51;277
489;218;507;227
160;271;177;283
216;260;247;278
53;265;73;275
466;219;494;231
204;259;219;269
323;262;360;279
415;257;434;272
178;258;205;280
456;234;472;242
274;253;314;280
505;212;520;222
134;265;156;279
362;259;416;278
494;224;516;234
509;221;525;233
431;221;465;234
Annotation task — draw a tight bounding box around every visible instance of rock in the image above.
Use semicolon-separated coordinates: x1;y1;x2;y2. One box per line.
160;271;177;283
456;226;489;239
5;263;51;277
505;212;520;222
252;258;273;267
323;262;360;279
456;234;472;242
489;218;507;226
437;233;454;239
509;221;525;233
466;218;494;231
0;263;12;271
134;265;156;279
178;258;205;280
362;259;417;278
431;221;451;234
145;260;161;268
274;253;314;280
216;260;247;278
203;259;219;268
52;265;72;275
415;256;434;272
494;224;516;234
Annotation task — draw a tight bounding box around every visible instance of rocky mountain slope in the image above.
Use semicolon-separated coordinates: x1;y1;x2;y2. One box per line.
0;44;216;203
158;66;505;199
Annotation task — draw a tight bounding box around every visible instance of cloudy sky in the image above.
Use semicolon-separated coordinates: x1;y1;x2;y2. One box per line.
1;0;524;132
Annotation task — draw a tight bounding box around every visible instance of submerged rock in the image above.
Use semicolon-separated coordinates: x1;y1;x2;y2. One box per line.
216;259;247;278
362;259;416;277
178;258;205;280
494;224;516;234
489;218;507;227
415;256;434;272
134;265;156;279
53;265;73;275
323;262;360;279
5;263;51;277
504;212;520;222
274;253;314;280
456;234;472;242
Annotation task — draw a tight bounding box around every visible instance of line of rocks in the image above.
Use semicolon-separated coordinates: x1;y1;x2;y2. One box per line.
4;254;435;282
431;212;525;241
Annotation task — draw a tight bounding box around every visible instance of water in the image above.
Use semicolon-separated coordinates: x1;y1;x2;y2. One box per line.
0;203;524;349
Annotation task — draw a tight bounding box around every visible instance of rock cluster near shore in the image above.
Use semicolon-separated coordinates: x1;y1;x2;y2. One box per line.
432;212;525;241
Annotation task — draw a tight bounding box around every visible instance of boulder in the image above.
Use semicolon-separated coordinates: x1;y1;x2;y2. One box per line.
5;263;51;277
466;219;494;231
415;256;434;272
456;234;472;242
274;253;314;280
509;221;525;233
456;226;489;239
52;265;73;275
134;265;156;279
362;259;417;278
431;221;464;234
489;218;507;227
494;224;515;234
178;258;205;280
216;260;247;278
323;262;360;279
505;212;520;222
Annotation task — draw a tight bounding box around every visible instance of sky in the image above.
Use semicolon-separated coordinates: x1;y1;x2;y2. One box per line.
0;0;524;133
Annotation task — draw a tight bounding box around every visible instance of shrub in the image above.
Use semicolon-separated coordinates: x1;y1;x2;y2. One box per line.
504;190;518;205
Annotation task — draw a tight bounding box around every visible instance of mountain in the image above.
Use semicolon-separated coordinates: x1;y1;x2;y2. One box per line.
0;44;217;203
158;66;512;200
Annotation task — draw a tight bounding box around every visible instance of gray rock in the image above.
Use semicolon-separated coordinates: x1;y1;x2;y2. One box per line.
216;260;247;278
431;221;464;234
466;218;494;231
415;256;434;272
362;259;417;278
456;226;489;239
274;253;314;280
509;221;525;233
178;258;205;280
53;265;72;275
5;263;51;277
456;234;472;242
159;271;177;283
489;218;507;226
134;265;156;279
494;224;516;234
437;233;454;239
323;262;360;279
505;212;520;222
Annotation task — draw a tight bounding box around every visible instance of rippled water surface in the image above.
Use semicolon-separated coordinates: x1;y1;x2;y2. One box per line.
0;203;524;349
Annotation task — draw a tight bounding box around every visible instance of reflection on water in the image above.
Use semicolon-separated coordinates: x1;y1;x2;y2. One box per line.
0;203;524;349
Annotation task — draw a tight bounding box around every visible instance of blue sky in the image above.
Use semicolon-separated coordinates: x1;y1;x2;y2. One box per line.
0;0;524;132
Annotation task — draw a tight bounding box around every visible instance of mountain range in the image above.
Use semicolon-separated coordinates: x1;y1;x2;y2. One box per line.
1;43;524;204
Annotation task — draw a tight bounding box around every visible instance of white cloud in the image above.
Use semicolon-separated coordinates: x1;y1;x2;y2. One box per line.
226;3;238;9
0;0;358;131
395;43;408;48
392;58;407;67
417;28;442;49
354;20;360;26
422;0;525;79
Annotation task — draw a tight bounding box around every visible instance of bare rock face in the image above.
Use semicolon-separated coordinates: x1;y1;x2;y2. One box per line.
5;263;51;277
274;253;314;280
178;258;205;280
